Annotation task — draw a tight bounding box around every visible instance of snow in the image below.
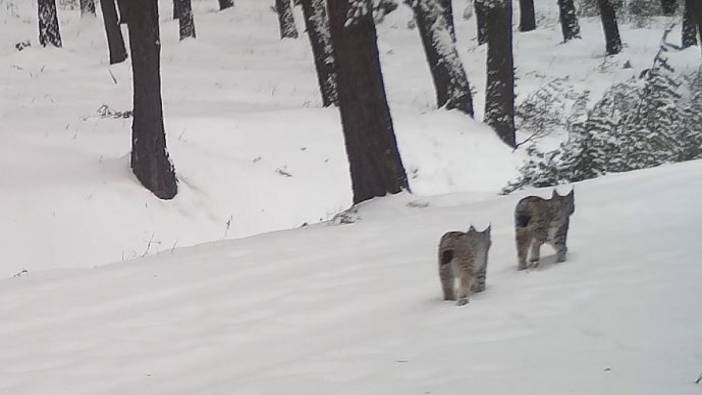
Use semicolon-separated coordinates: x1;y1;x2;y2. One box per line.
1;0;702;392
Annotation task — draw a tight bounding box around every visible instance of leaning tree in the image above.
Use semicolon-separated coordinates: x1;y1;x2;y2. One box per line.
437;0;456;41
407;0;474;116
300;0;338;106
123;0;178;199
328;0;409;204
175;0;197;40
100;0;127;63
597;0;622;55
518;0;535;32
480;0;516;147
682;0;698;48
38;0;62;47
276;0;299;38
475;0;487;45
557;0;580;42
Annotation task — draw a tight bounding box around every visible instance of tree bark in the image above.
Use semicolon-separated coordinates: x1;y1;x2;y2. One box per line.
557;0;581;42
80;0;96;16
483;0;516;147
327;0;409;204
411;0;474;116
276;0;299;38
597;0;622;55
219;0;234;10
475;0;487;45
99;0;127;64
38;0;62;47
661;0;677;15
438;0;456;41
691;0;702;54
518;0;535;32
682;0;698;48
176;0;196;40
126;0;178;199
300;0;338;107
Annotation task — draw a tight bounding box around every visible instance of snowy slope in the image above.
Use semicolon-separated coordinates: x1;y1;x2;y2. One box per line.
1;161;701;394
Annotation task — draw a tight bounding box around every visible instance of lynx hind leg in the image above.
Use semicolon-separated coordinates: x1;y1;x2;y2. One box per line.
516;228;531;271
553;222;570;263
439;249;456;300
455;273;473;306
529;239;543;268
471;265;486;293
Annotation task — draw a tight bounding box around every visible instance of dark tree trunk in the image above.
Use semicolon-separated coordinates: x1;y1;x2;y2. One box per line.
99;0;127;64
475;0;487;45
126;0;178;199
682;0;698;48
219;0;234;10
518;0;535;32
597;0;622;55
690;0;702;54
661;0;677;15
276;0;299;38
116;0;127;24
483;0;516;147
327;0;409;204
438;0;456;41
80;0;96;16
557;0;581;42
176;0;196;40
38;0;62;47
411;0;474;116
300;0;338;107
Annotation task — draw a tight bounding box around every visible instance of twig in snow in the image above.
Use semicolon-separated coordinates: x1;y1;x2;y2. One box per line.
12;269;28;278
108;69;118;85
169;240;178;254
224;215;233;238
695;371;702;384
142;232;156;257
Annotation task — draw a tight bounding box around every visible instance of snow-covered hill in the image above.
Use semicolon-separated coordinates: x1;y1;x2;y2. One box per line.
1;160;701;394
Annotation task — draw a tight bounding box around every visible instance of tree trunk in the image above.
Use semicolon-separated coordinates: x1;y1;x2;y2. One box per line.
518;0;535;32
475;0;487;45
80;0;96;16
126;0;178;199
38;0;62;47
219;0;234;10
597;0;622;55
691;0;702;54
557;0;581;42
411;0;474;116
438;0;456;41
483;0;516;147
300;0;338;107
327;0;409;204
276;0;299;39
661;0;677;15
682;0;698;48
99;0;127;64
172;0;178;19
176;0;196;40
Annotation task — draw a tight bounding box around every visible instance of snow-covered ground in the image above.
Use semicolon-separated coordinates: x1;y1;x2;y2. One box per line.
1;160;701;394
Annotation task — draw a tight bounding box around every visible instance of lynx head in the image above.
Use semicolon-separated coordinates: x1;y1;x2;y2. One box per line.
467;224;492;256
552;188;575;215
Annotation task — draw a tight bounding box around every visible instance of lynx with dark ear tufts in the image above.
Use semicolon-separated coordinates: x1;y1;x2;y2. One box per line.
437;226;492;306
514;188;575;270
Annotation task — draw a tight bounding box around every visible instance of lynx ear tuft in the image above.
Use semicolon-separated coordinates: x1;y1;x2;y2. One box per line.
552;189;559;198
483;223;491;234
468;225;476;232
568;187;575;196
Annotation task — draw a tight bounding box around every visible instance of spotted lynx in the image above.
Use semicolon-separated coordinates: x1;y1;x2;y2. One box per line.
438;225;491;306
514;189;575;270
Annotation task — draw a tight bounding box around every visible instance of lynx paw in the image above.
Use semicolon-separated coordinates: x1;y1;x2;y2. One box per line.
456;298;469;306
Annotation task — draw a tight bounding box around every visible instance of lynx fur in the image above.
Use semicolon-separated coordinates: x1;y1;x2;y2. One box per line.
514;189;575;270
437;225;491;306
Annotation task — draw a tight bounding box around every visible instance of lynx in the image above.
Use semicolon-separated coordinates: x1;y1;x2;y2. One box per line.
514;189;575;270
438;225;491;306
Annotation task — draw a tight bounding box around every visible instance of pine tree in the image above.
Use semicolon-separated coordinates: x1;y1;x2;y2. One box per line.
300;0;338;106
661;0;678;15
175;0;196;40
518;0;535;32
99;0;127;64
408;0;475;116
557;0;581;42
438;0;456;41
125;0;178;199
682;0;698;48
482;0;516;147
276;0;299;39
328;0;409;204
80;0;96;16
38;0;62;47
474;0;487;45
597;0;622;55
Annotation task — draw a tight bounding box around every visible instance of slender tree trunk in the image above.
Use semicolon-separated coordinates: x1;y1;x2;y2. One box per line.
482;0;515;147
219;0;234;10
438;0;456;41
475;0;487;45
80;0;96;16
518;0;535;32
691;0;702;54
557;0;581;42
176;0;196;40
682;0;698;48
100;0;127;64
38;0;62;47
411;0;474;116
597;0;622;55
172;0;178;19
276;0;299;38
661;0;677;15
126;0;178;199
300;0;338;106
327;0;409;204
